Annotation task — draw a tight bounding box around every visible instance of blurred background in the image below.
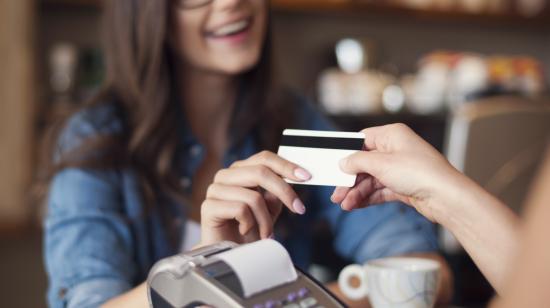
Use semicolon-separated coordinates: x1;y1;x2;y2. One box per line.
1;0;550;306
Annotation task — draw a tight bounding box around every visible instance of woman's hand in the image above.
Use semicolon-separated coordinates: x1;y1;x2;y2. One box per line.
199;151;311;246
331;123;465;223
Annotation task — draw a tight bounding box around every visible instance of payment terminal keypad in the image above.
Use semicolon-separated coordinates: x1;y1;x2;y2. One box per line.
252;287;327;308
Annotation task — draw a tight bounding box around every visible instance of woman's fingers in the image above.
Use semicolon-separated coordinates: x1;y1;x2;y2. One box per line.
201;199;256;236
214;166;306;214
206;184;274;239
201;150;307;244
231;150;311;182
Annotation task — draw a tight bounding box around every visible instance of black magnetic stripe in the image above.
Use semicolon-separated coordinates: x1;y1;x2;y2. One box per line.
280;135;363;150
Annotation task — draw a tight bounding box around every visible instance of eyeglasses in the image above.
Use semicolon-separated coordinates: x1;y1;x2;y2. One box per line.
174;0;215;10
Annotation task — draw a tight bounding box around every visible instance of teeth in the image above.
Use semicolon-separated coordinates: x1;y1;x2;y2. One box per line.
212;20;249;37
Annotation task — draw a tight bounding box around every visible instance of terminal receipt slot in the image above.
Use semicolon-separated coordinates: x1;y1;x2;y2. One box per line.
147;239;345;308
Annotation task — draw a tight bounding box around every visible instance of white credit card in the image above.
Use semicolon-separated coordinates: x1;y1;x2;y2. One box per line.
277;129;365;187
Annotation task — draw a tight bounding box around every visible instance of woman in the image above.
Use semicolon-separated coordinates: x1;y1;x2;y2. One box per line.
43;1;451;307
332;123;550;306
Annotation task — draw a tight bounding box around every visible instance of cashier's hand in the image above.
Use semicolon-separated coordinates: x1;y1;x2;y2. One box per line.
331;123;463;223
199;151;311;246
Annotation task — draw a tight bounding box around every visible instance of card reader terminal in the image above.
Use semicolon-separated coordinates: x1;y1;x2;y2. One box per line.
147;240;345;308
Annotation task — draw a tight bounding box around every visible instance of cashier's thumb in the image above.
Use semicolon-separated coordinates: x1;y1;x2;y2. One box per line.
339;151;388;178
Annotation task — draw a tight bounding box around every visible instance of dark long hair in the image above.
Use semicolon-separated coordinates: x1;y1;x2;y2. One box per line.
39;1;293;220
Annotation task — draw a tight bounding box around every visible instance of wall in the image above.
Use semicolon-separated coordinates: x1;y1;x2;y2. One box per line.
0;0;35;228
36;7;550;97
272;11;550;96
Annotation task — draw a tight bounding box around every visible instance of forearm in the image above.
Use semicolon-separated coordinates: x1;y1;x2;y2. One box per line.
489;149;550;308
101;282;148;308
436;172;521;294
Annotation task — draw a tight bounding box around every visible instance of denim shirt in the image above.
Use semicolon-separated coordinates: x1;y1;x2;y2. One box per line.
44;97;438;308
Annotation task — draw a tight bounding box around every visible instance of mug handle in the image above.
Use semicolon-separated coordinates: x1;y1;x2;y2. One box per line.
338;264;369;300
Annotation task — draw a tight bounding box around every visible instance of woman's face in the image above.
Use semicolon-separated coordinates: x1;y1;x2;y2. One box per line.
171;0;268;75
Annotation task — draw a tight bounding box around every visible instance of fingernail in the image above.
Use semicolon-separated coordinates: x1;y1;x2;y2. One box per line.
294;168;311;181
292;198;306;215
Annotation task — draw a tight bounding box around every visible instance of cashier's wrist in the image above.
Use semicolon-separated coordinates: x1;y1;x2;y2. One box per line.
423;167;480;228
400;164;466;227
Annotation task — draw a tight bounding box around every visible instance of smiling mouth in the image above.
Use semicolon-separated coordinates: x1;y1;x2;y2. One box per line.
207;18;253;39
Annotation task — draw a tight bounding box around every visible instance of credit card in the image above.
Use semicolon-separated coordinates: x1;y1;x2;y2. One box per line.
277;129;365;187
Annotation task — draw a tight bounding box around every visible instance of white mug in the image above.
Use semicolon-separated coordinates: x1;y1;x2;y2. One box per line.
338;257;440;308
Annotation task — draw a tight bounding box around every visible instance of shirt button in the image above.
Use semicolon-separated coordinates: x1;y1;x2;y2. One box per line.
58;287;67;299
180;177;192;189
190;145;202;157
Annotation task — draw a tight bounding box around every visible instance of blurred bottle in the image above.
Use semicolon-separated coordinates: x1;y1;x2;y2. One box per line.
319;38;391;115
447;54;489;108
404;51;457;114
335;38;366;74
49;42;78;104
382;84;406;114
319;69;392;115
488;56;546;96
404;50;546;114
